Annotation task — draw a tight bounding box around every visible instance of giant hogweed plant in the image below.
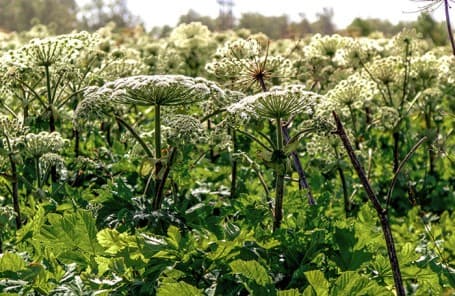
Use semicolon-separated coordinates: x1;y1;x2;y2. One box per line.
206;38;316;206
0;32;97;133
76;74;224;211
227;86;324;231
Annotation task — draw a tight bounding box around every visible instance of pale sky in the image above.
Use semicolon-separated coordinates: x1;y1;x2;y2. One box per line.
78;0;448;30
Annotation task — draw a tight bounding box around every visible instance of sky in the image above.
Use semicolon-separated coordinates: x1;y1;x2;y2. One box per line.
78;0;448;30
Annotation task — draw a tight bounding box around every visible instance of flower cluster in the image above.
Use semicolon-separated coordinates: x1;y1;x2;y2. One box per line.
206;38;294;91
108;75;215;106
0;115;27;140
4;31;94;68
409;52;440;84
367;56;403;85
169;22;213;50
73;85;120;128
303;34;353;61
162;114;205;146
15;131;67;159
227;85;323;120
326;73;376;109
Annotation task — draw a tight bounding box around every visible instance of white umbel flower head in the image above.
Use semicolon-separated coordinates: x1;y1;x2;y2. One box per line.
109;75;215;106
227;85;323;120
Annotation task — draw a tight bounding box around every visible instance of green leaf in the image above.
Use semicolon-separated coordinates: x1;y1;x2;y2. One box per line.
304;270;329;296
166;225;182;249
157;281;203;296
279;288;302;296
140;157;155;176
38;210;102;264
331;271;391;296
0;253;26;272
230;260;272;286
97;228;136;254
16;206;45;243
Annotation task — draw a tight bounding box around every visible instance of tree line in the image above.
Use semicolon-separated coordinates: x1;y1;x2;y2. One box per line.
0;0;448;46
0;0;140;34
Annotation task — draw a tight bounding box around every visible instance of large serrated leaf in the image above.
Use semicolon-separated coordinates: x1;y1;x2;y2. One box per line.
304;270;329;296
229;259;272;286
0;252;26;272
37;210;102;263
279;288;302;296
166;225;182;249
331;271;392;296
157;281;204;296
97;228;137;254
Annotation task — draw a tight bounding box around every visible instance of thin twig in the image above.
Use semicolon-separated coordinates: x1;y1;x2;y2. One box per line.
444;0;455;55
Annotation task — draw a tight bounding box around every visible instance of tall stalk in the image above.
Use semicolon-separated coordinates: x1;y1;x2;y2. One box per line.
393;131;400;173
153;147;177;210
332;111;405;296
334;146;351;216
273;117;285;232
153;103;164;210
5;137;21;229
257;76;315;205
44;65;58;182
230;128;238;199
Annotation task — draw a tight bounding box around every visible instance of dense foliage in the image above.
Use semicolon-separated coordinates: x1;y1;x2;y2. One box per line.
0;22;454;295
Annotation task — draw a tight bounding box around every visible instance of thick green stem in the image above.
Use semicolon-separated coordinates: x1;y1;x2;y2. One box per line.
335;146;351;216
9;156;21;229
44;65;55;132
230;128;238;199
153;147;177;210
5;137;21;229
154;104;163;204
282;126;315;205
74;129;80;158
273;117;285;231
155;104;161;160
393;131;400;173
44;65;57;182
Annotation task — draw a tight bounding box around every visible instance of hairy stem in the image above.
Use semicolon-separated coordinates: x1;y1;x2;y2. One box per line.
335;146;351;216
154;104;163;207
282;126;316;205
74;129;80;158
393;131;400;173
273;117;285;232
4;135;21;229
332;111;405;296
230;128;238;199
257;75;314;206
153;147;177;210
44;65;58;182
10;156;21;229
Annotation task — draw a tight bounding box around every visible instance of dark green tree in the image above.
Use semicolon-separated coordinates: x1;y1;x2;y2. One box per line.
311;7;336;35
0;0;78;33
415;12;447;45
178;9;217;31
79;0;141;31
237;13;289;39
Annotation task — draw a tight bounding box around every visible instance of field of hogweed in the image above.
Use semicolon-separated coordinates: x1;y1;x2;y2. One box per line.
0;22;454;295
